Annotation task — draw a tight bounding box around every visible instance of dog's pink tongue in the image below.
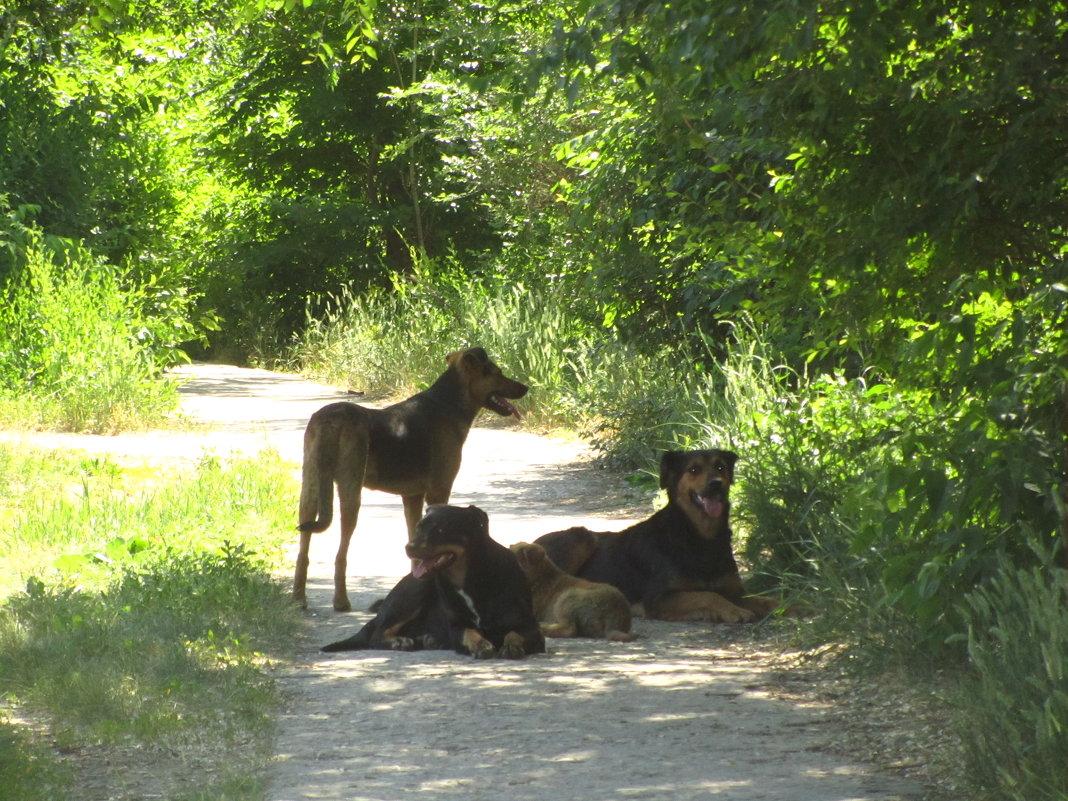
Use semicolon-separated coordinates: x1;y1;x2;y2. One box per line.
699;496;724;518
411;559;431;579
503;397;522;419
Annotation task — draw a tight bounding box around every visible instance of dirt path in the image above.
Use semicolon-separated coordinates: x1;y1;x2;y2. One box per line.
4;364;924;801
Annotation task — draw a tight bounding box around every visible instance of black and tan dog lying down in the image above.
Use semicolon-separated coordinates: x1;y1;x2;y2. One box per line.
536;449;780;624
322;505;545;659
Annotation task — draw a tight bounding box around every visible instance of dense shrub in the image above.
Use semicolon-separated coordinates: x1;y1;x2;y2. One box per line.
957;561;1068;801
0;224;194;431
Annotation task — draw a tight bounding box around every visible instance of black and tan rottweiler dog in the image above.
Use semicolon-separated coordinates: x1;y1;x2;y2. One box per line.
535;450;779;623
322;505;546;659
294;347;528;611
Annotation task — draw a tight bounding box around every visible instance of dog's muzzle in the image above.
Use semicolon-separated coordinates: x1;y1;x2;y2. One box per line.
691;481;728;519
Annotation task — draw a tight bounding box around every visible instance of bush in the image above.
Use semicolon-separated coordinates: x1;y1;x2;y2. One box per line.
956;560;1068;801
0;222;195;432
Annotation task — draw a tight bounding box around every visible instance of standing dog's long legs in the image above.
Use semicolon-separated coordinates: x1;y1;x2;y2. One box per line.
329;425;369;612
293;529;313;608
332;470;363;612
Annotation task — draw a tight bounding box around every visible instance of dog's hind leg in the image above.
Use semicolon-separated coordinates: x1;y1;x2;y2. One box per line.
332;471;362;612
294;419;336;608
293;529;313;609
331;429;369;612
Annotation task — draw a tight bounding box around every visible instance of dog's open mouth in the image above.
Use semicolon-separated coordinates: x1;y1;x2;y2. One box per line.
485;393;521;419
410;551;456;579
691;491;725;519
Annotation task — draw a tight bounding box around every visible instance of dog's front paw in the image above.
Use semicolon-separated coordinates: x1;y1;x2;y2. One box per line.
719;604;755;624
498;642;525;659
417;633;441;649
390;636;417;651
461;629;496;659
497;631;527;659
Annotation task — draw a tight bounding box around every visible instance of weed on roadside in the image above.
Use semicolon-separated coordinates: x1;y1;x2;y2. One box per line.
0;446;301;801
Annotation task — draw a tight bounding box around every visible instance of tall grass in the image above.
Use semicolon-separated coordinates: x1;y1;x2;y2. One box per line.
0;230;193;432
0;446;295;598
956;558;1068;801
291;267;707;456
289;270;602;427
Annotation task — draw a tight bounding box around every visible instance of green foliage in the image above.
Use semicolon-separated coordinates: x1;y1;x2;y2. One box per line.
539;0;1068;357
0;223;191;431
957;561;1068;801
0;445;297;598
0;727;72;801
0;445;299;800
1;544;293;743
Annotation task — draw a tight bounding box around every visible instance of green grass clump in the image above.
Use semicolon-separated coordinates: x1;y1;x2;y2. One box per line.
1;545;294;745
0;446;295;598
0;446;301;801
956;561;1068;801
0;229;192;433
0;727;72;801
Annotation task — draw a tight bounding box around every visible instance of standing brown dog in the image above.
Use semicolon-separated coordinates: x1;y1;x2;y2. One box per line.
510;541;636;642
294;348;528;611
535;450;779;623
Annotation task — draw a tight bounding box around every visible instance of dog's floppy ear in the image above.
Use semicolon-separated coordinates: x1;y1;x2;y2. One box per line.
722;450;740;470
658;451;686;490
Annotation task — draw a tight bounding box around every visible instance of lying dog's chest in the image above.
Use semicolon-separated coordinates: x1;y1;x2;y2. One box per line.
437;581;484;626
453;587;482;626
437;578;526;636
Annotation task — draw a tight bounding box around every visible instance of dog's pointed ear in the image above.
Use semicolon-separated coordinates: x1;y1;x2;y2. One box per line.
658;451;685;490
446;347;489;370
467;505;489;535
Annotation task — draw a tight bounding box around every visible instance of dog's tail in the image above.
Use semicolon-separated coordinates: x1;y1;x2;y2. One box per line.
321;622;374;652
298;409;340;534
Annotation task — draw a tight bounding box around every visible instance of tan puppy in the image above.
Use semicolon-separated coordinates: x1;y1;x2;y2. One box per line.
510;541;637;642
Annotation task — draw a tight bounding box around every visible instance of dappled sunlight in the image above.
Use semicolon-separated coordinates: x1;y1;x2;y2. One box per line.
269;578;920;801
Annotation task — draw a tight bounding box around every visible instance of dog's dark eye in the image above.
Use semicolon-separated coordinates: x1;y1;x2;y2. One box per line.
688;465;701;474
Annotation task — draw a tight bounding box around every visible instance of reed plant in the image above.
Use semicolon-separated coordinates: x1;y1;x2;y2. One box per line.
289;268;600;427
